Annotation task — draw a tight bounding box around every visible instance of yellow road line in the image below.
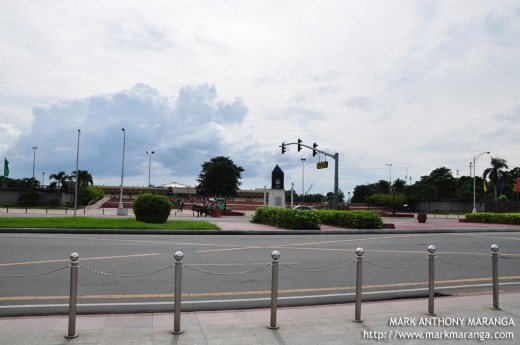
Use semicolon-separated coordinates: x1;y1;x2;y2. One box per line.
0;253;161;267
2;275;519;302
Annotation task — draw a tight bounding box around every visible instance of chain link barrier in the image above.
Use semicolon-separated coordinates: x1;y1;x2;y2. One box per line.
366;256;428;270
0;265;68;278
280;259;355;273
437;255;491;266
498;255;520;260
79;264;174;278
184;263;271;275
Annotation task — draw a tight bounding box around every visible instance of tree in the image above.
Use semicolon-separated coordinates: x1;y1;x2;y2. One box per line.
71;170;93;193
196;156;244;198
483;157;509;211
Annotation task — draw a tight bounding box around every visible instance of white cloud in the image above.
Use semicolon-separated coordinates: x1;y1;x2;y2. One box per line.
1;0;519;195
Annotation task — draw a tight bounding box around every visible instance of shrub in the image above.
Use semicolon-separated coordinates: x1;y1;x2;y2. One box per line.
82;186;104;205
498;194;508;202
133;193;173;224
252;207;320;230
316;210;383;229
465;212;520;225
251;207;383;230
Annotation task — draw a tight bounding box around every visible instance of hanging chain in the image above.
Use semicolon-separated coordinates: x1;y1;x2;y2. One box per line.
79;264;174;278
437;255;491;266
184;263;271;276
280;259;355;273
0;266;68;278
366;256;428;270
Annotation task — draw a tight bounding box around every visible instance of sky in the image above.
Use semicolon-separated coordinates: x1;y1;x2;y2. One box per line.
1;0;519;197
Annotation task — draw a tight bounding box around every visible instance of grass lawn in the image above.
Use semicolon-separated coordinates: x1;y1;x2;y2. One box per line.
0;217;220;230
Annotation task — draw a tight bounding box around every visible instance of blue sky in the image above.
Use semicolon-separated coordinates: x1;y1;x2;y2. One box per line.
1;1;519;196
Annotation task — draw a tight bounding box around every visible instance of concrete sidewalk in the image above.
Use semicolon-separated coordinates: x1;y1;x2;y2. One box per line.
1;292;518;344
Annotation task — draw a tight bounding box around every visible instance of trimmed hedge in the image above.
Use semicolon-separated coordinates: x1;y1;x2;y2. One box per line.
317;210;383;229
133;193;172;224
252;207;383;230
465;212;520;225
252;207;320;230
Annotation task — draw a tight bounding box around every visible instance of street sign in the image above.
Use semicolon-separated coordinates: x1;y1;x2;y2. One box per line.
317;161;329;169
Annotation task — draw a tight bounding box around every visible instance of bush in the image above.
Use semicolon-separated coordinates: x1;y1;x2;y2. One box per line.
316;210;383;229
465;212;520;225
133;193;173;224
251;207;383;230
366;193;406;208
252;207;320;230
82;186;104;205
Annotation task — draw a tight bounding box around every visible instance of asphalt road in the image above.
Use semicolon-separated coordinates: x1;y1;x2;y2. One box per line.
1;232;519;316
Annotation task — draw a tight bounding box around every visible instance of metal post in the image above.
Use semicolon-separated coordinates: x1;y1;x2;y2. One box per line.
354;247;364;322
427;245;436;315
172;251;183;334
269;251;280;329
65;253;79;339
491;244;500;310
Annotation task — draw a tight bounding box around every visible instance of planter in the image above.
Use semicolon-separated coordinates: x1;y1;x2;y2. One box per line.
417;213;427;223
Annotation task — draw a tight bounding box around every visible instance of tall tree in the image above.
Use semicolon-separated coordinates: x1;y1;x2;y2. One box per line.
196;156;244;198
71;170;93;193
483;157;509;210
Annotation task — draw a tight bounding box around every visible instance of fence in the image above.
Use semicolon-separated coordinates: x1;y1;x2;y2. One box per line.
1;244;516;339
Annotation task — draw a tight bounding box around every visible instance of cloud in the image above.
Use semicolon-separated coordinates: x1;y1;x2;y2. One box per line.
5;84;249;187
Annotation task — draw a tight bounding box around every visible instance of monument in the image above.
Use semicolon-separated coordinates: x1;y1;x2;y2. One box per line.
268;165;286;207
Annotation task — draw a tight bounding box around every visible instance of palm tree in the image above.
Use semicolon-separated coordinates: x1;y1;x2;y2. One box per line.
483;157;509;211
49;171;70;202
70;170;93;193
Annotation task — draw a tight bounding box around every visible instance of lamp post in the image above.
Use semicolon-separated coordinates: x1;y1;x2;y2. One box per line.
117;128;128;216
386;163;395;214
74;129;80;217
146;150;155;187
301;158;306;202
32;146;38;178
472;151;490;213
42;172;45;188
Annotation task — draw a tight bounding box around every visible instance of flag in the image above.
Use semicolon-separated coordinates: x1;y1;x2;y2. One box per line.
516;180;520;193
3;158;8;177
465;180;471;192
483;180;487;193
500;181;505;194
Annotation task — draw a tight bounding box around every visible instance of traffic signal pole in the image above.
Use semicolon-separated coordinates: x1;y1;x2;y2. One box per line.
280;141;340;210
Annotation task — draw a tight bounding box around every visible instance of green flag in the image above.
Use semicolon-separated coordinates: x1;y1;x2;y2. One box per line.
3;158;8;177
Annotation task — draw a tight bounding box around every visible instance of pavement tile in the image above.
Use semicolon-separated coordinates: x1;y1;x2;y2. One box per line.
39;329;101;344
196;311;245;325
153;326;205;341
54;315;108;330
200;323;255;339
1;316;61;331
96;328;153;345
103;314;153;330
0;330;49;345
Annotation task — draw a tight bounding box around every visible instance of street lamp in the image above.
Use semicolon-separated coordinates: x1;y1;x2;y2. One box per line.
74;129;80;217
386;163;395;214
146;150;155;187
301;158;306;202
117;128;128;216
32;146;38;178
472;151;490;213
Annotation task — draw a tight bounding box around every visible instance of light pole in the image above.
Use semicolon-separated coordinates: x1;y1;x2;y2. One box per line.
74;129;80;217
386;163;395;214
42;172;45;188
117;128;128;216
472;151;490;213
301;158;306;202
32;146;38;178
146;150;155;187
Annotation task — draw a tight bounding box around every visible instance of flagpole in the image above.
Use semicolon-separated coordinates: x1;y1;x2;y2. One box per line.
472;151;490;213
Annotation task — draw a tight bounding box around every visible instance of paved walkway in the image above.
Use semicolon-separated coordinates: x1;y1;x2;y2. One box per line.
1;292;518;344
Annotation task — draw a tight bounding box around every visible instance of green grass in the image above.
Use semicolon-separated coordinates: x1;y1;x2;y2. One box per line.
0;217;220;231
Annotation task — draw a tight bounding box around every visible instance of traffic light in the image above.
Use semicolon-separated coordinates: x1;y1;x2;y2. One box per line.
281;143;286;154
297;139;302;152
313;143;318;157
